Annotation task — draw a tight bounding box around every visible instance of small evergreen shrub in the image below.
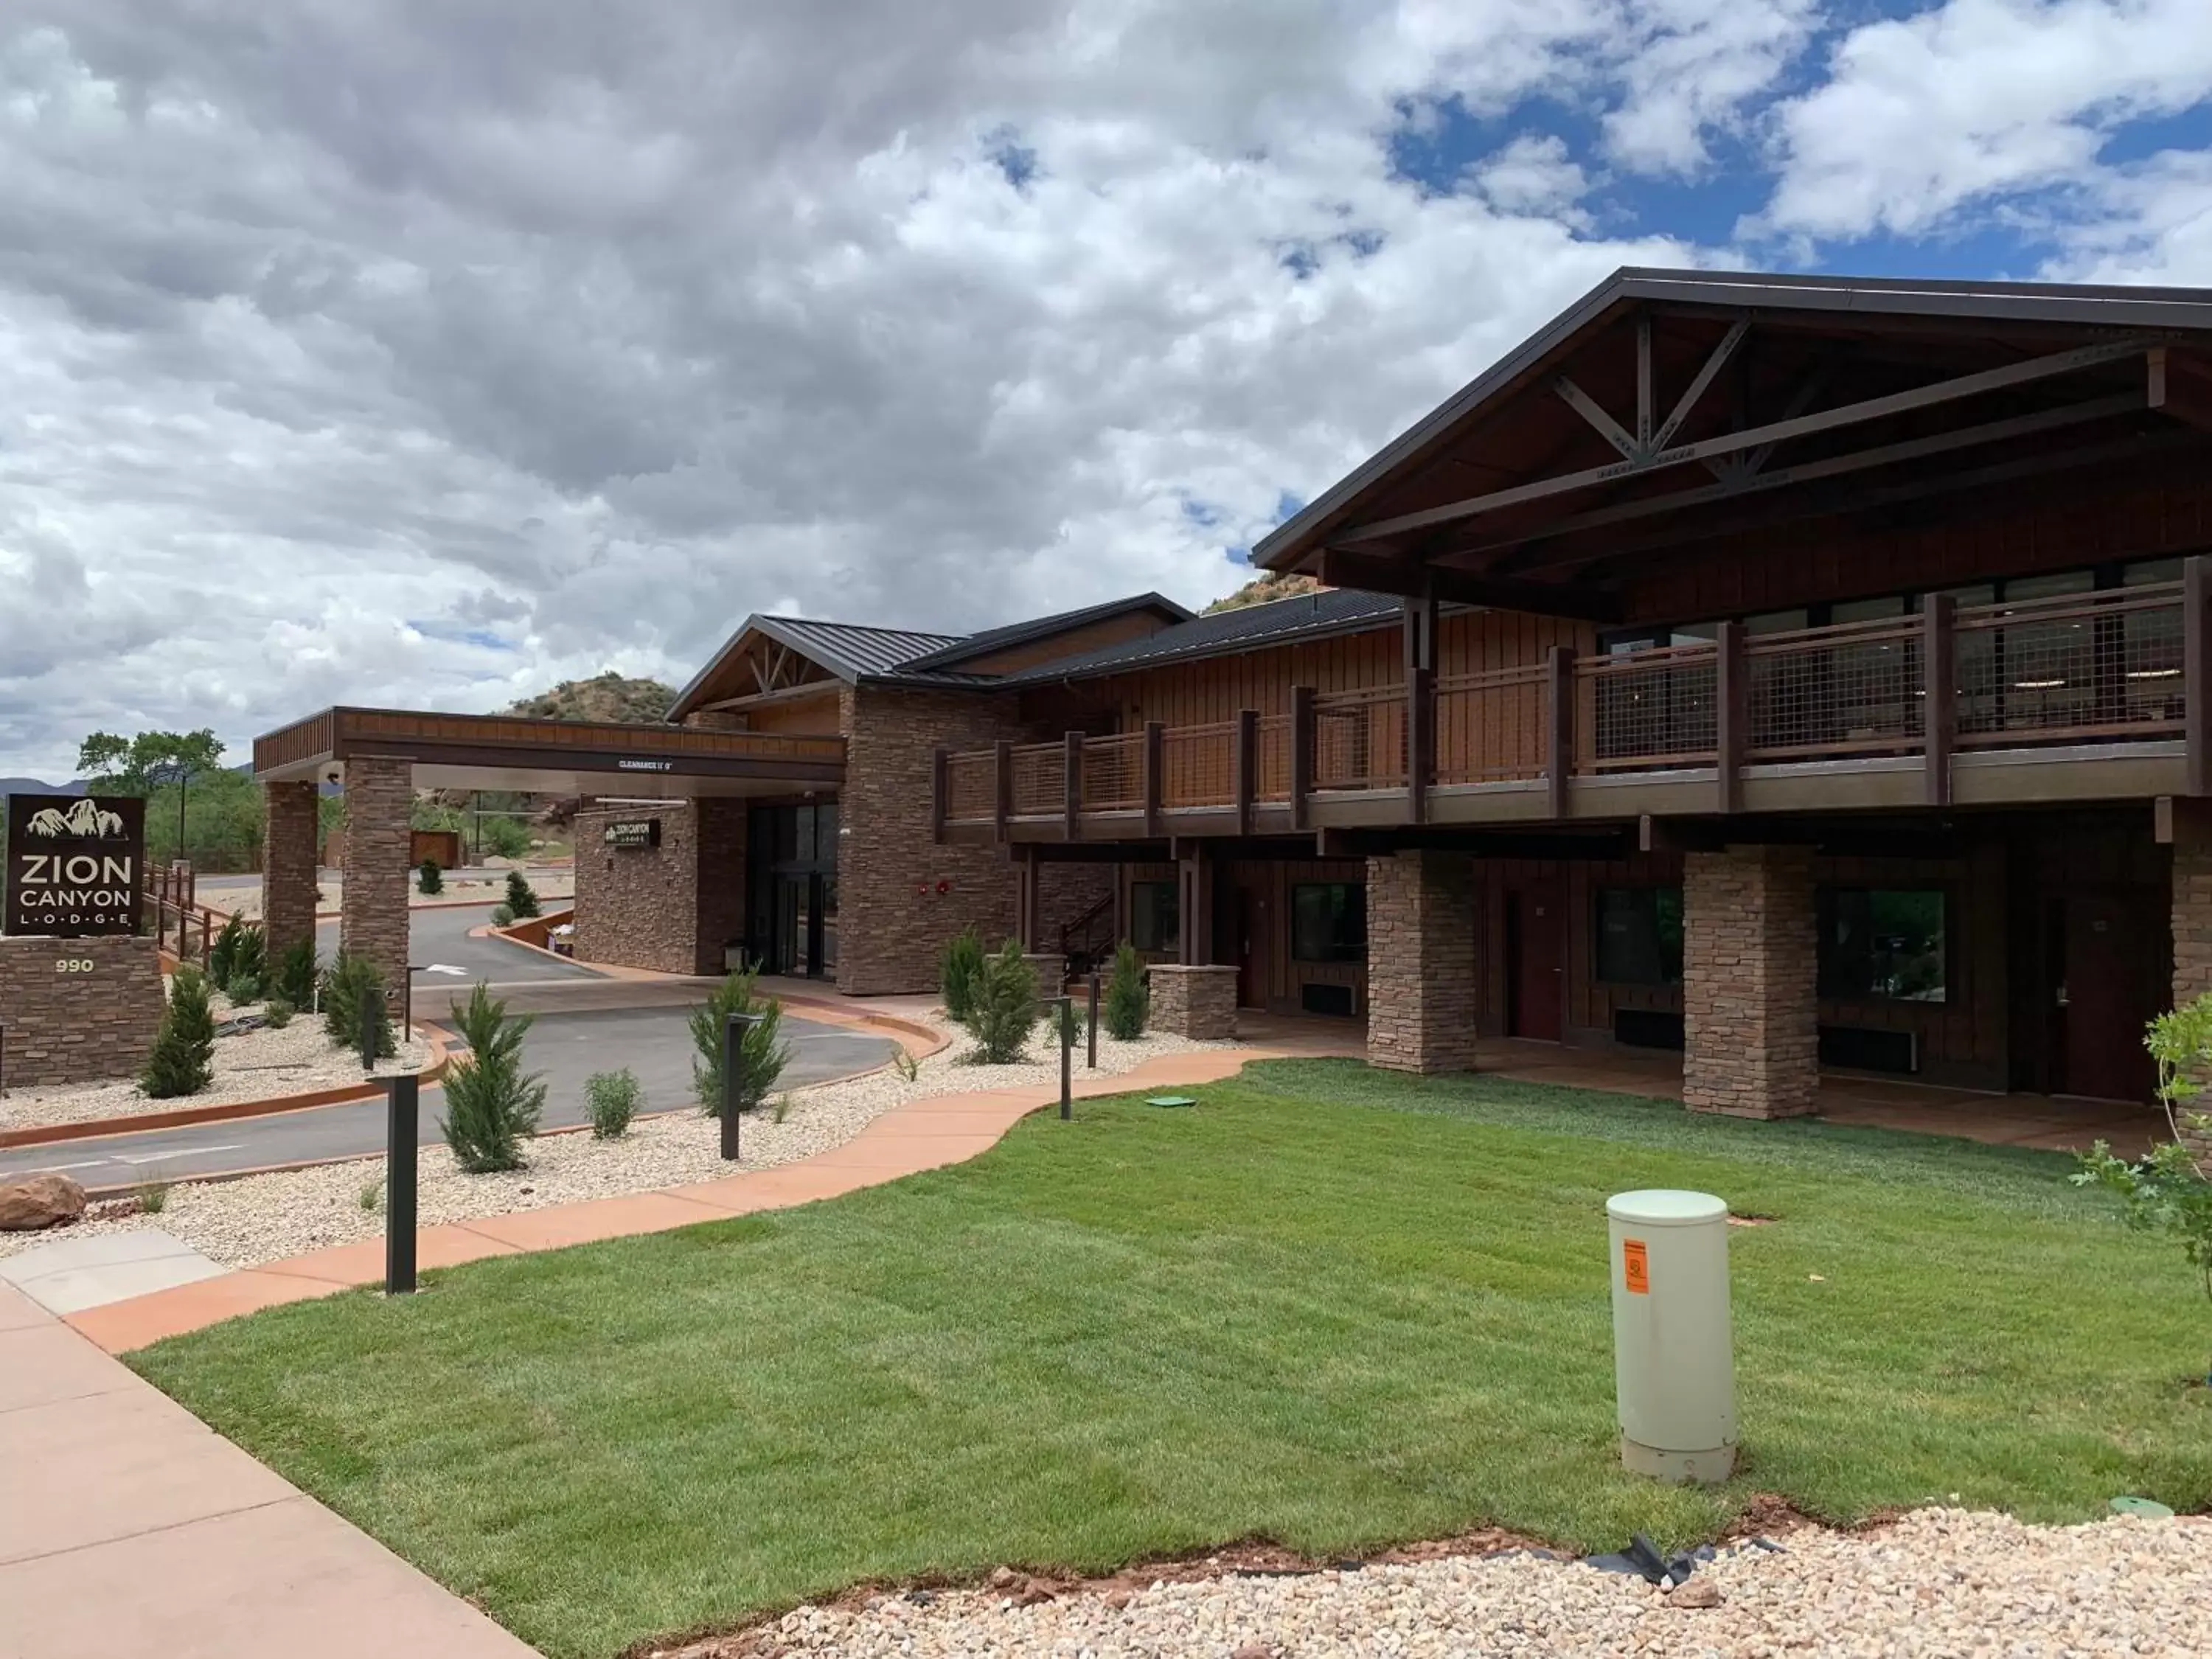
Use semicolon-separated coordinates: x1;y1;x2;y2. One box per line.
1103;942;1150;1040
417;858;444;896
585;1068;642;1139
274;937;319;1010
208;914;246;990
961;940;1039;1064
142;967;217;1099
226;972;264;1006
939;925;986;1021
320;952;395;1060
490;902;515;928
262;998;294;1029
439;982;546;1173
229;922;266;996
691;970;791;1115
1046;994;1088;1048
504;869;541;919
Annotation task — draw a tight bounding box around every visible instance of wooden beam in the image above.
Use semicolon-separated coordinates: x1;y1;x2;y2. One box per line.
1652;316;1750;452
1715;620;1745;814
2188;554;2210;798
1635;315;1653;453
1545;645;1573;821
1063;731;1082;842
1408;665;1433;826
1338;338;2147;543
1233;709;1256;838
1316;548;1623;622
1468;392;2147;574
993;739;1012;843
1142;721;1166;839
2149;346;2212;434
1554;374;1640;460
1290;686;1315;831
1924;594;1956;806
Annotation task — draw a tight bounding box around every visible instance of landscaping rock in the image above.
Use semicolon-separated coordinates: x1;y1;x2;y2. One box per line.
1665;1576;1722;1608
0;1172;86;1231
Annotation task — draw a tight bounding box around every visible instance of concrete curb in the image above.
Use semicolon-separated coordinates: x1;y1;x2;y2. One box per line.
0;1028;455;1151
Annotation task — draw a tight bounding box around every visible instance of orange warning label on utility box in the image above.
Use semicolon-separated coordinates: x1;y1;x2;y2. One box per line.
1622;1238;1650;1294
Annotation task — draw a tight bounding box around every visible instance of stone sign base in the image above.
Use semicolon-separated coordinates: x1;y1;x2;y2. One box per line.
1149;964;1239;1040
0;935;165;1090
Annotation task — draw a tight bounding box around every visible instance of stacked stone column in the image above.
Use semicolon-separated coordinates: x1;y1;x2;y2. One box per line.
338;757;414;1001
1365;849;1478;1074
1683;844;1818;1119
1148;963;1238;1039
260;780;321;965
2168;817;2212;1161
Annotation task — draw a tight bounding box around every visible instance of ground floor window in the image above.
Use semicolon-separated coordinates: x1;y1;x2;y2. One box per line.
1130;879;1178;953
1818;887;1947;1003
1594;885;1682;985
1290;882;1366;964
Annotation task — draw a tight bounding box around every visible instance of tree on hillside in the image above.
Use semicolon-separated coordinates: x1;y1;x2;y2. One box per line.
76;728;227;863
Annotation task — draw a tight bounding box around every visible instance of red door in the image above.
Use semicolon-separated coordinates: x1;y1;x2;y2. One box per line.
2057;892;2158;1102
1508;877;1564;1041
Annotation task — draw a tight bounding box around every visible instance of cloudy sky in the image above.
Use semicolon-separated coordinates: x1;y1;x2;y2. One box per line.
4;0;2211;779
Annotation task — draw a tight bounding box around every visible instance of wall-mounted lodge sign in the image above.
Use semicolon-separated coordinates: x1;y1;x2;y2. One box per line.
603;818;662;849
4;794;147;938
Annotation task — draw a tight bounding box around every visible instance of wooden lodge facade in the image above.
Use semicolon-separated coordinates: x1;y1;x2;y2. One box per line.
255;268;2212;1130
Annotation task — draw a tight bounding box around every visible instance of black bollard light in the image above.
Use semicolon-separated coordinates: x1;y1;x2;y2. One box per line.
1087;970;1100;1070
1059;998;1074;1119
358;983;379;1075
721;1010;757;1161
386;1072;417;1295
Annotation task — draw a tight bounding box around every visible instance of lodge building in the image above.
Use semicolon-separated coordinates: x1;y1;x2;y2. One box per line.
254;269;2212;1132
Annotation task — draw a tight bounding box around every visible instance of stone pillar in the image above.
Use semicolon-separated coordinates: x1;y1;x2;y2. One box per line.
1022;953;1067;997
1683;844;1818;1119
2169;817;2212;1161
1149;963;1238;1038
1364;849;1478;1074
261;780;321;964
338;756;413;999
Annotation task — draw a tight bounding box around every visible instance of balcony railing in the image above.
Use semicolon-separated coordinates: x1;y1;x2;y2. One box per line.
933;569;2204;838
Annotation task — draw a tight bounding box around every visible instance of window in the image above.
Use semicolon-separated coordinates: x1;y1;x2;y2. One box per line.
1130;880;1178;953
1290;883;1366;963
1818;888;1947;1003
1594;886;1682;985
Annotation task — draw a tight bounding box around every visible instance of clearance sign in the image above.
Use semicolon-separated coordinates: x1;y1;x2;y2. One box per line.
4;795;147;938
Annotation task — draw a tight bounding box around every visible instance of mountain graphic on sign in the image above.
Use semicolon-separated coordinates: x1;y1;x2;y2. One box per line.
26;799;126;838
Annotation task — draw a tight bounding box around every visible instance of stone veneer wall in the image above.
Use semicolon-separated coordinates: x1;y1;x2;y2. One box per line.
1365;849;1478;1073
837;686;1018;996
1149;963;1239;1039
1683;844;1818;1119
572;801;746;977
0;934;164;1087
337;756;413;996
261;780;321;964
2170;830;2212;1160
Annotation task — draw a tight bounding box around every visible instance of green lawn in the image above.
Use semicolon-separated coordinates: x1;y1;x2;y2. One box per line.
133;1061;2211;1659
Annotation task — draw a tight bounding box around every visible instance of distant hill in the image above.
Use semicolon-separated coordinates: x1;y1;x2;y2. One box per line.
0;776;86;799
1205;570;1324;613
506;672;677;724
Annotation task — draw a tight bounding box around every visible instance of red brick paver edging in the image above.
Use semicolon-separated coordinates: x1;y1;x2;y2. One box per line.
66;1043;1339;1354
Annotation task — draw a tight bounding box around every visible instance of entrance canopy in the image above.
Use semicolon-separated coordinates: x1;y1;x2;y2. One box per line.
253;706;844;799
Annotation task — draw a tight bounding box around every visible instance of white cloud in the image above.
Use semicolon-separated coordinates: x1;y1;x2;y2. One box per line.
1602;0;1820;176
0;1;1713;778
1758;0;2212;240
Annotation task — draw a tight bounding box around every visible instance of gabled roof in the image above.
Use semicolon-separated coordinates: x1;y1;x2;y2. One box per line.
897;593;1192;672
1253;264;2212;589
995;587;1403;685
668;615;965;720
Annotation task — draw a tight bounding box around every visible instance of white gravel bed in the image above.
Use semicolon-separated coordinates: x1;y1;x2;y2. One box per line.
0;990;431;1130
705;1508;2211;1659
202;872;574;919
0;1016;1229;1268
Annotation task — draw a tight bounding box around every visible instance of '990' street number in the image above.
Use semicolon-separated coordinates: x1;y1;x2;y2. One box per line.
55;959;96;974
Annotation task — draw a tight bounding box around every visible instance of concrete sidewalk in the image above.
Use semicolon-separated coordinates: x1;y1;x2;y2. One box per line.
0;1280;540;1659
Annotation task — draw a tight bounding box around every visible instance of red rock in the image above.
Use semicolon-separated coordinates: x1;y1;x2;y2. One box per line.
0;1172;86;1231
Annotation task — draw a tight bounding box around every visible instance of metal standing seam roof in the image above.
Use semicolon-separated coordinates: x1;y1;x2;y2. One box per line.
1251;263;2212;575
667;613;969;719
992;588;1405;686
896;592;1193;672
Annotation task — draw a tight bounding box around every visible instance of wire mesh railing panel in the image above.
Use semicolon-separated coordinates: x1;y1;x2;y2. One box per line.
944;751;996;821
1312;687;1408;790
1579;644;1718;771
1081;733;1145;811
1747;619;1924;760
1955;584;2184;745
1161;722;1237;809
1253;714;1293;801
1434;665;1548;784
1007;742;1065;817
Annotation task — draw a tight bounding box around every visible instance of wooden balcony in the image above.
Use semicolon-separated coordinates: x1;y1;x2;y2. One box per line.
936;571;2205;844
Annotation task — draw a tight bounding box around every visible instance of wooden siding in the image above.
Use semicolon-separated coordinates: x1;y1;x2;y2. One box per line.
731;690;846;736
1120;856;1368;1015
958;610;1178;675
